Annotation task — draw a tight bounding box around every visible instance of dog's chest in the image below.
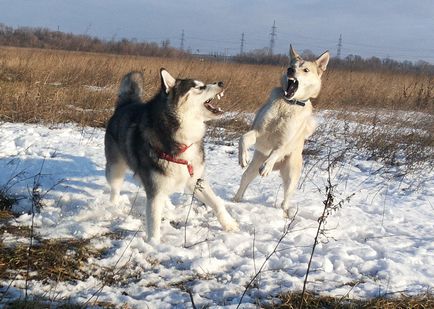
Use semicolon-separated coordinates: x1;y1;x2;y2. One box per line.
157;143;205;194
176;121;206;146
255;100;313;152
268;102;311;133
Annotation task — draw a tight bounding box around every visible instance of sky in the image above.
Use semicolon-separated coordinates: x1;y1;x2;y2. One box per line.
0;0;433;62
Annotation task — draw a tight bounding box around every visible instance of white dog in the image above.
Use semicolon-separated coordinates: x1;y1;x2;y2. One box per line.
234;46;330;216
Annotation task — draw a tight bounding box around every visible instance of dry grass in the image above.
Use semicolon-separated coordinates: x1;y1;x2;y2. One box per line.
3;300;81;309
313;109;434;172
0;190;16;212
0;233;104;282
321;67;434;111
0;46;432;128
0;47;276;127
275;291;434;309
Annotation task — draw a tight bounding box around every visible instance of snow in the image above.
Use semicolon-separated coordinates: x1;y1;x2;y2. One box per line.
0;110;433;308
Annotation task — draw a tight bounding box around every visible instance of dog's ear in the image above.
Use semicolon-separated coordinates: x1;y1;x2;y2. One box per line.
290;44;302;61
160;68;176;93
315;51;330;72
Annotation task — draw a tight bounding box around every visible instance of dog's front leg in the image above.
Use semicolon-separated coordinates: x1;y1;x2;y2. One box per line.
189;179;239;232
239;130;257;168
145;194;165;244
260;123;303;177
259;147;288;177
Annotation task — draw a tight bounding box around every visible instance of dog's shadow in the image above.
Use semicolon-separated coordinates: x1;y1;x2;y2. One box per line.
0;152;106;214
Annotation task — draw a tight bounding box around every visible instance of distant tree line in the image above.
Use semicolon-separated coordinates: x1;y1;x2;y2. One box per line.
233;48;434;74
0;23;188;58
1;24;433;74
330;54;434;74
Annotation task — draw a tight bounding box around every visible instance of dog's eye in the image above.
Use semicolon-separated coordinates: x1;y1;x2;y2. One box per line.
196;85;206;90
303;68;310;73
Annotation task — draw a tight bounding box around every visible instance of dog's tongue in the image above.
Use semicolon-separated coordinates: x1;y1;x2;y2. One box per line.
205;102;223;114
204;91;224;114
285;78;299;98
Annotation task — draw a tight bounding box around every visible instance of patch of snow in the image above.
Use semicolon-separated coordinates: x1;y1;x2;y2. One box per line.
0;111;433;307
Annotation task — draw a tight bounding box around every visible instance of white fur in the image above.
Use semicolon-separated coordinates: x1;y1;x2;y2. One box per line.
234;47;329;217
161;69;176;93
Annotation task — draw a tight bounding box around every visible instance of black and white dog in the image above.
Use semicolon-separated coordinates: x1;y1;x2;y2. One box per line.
105;69;239;243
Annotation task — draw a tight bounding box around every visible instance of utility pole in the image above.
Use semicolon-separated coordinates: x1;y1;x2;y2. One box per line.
240;32;245;55
269;20;277;55
180;29;185;51
337;34;342;59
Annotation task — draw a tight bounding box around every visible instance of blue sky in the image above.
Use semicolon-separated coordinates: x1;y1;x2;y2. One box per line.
1;0;433;62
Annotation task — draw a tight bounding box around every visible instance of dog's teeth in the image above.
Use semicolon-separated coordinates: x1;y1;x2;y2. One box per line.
284;91;288;96
221;92;224;97
217;94;221;100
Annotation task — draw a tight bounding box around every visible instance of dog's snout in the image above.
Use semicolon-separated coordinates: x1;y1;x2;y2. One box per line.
287;67;295;77
217;81;224;88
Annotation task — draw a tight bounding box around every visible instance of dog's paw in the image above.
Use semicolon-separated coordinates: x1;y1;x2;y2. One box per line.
239;149;250;168
283;207;297;219
259;161;274;177
219;213;240;232
223;218;240;232
281;202;298;219
232;193;242;203
109;193;120;205
147;236;161;245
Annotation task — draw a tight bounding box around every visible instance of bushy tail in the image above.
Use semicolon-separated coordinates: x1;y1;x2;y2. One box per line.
116;71;144;108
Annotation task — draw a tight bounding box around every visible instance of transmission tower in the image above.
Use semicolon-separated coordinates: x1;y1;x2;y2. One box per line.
269;20;277;55
337;34;342;58
180;29;185;51
240;32;245;54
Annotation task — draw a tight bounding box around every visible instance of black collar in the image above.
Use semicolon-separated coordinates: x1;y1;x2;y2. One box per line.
283;97;308;107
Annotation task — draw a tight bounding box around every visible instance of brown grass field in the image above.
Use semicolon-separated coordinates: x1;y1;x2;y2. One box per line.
0;46;433;128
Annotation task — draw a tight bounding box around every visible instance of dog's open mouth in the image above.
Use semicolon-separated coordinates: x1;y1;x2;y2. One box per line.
204;91;224;114
284;78;299;99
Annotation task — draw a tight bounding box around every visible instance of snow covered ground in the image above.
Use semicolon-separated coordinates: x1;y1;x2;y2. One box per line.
0;111;433;308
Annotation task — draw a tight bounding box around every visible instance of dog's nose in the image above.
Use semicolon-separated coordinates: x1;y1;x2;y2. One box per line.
217;81;224;88
287;67;295;77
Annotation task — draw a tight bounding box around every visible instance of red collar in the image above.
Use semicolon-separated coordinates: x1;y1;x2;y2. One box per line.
157;144;194;176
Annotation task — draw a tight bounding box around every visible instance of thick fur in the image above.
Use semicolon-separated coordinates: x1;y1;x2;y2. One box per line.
105;69;238;243
234;46;330;216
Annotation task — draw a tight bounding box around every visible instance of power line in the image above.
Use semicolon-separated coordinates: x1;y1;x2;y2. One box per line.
240;32;245;54
184;35;239;45
269;20;276;55
180;29;185;50
337;34;342;58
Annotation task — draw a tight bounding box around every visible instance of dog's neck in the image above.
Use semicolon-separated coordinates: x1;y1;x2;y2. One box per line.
176;118;206;145
282;96;309;107
281;89;310;106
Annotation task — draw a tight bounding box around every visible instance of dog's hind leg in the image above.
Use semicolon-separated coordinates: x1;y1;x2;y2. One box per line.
105;133;128;204
239;130;257;167
189;179;239;232
233;150;266;202
280;149;303;217
106;160;128;204
145;193;165;244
